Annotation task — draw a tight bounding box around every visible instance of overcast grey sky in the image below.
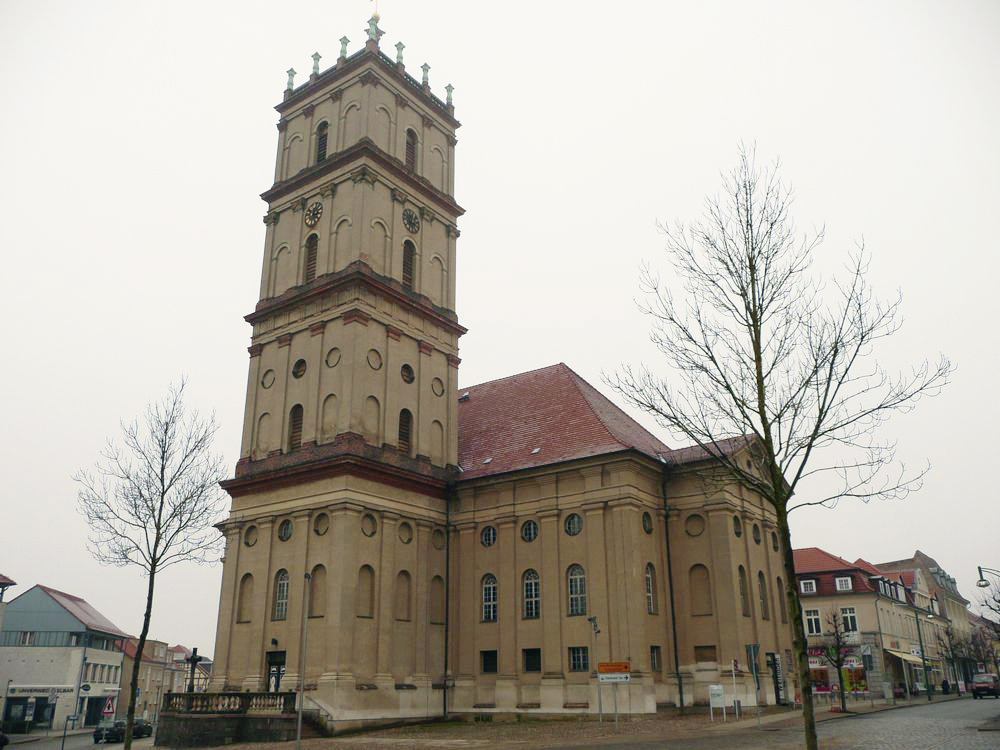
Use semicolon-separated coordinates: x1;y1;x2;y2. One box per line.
1;0;998;657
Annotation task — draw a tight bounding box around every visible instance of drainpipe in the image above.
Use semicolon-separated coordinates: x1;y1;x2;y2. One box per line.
443;482;454;719
660;470;684;714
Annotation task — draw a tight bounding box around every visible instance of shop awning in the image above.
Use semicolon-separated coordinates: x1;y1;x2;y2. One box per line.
885;649;925;665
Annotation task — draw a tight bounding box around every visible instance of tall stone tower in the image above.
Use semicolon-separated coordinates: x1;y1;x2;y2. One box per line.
210;16;461;721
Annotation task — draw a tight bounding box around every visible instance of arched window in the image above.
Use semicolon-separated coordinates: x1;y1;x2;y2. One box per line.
738;566;750;617
356;565;374;617
522;569;540;619
645;563;658;614
394;570;412;621
309;565;326;617
236;573;253;623
689;564;713;615
288;405;303;451
482;574;497;622
405;128;417;170
315;121;329;163
402;240;415;290
398;409;412;455
430;575;445;624
567;564;587;616
304;234;318;283
758;571;770;620
777;576;788;623
272;570;289;621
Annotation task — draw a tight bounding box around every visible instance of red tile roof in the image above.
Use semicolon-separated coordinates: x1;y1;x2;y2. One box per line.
793;547;856;574
457;363;670;479
853;558;887;577
793;548;880;597
37;585;129;638
665;435;756;466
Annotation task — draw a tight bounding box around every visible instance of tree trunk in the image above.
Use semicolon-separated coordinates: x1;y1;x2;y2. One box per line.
776;505;819;750
124;565;157;750
836;659;847;712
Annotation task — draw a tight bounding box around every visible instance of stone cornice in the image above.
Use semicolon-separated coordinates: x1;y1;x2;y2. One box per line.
246;260;466;338
261;138;463;219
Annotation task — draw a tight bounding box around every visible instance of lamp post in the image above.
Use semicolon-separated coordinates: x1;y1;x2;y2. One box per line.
914;611;932;702
976;566;1000;588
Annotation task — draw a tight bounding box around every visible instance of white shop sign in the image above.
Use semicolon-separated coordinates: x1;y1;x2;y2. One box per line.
598;673;630;683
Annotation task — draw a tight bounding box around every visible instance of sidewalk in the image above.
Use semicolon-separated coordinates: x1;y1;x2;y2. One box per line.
8;728;92;745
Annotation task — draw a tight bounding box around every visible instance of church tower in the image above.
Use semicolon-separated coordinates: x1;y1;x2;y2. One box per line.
210;16;461;721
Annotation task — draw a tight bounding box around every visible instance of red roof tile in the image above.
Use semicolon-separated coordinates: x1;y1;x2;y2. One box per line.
852;558;888;577
457;363;669;480
37;585;129;638
793;547;857;574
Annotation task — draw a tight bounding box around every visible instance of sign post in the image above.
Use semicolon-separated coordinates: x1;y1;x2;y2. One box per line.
708;684;726;722
731;660;741;719
598;663;630;729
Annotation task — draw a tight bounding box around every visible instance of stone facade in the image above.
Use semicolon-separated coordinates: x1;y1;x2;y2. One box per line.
207;17;795;726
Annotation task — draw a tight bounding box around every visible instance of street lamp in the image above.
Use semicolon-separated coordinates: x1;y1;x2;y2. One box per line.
976;566;1000;588
914;611;933;703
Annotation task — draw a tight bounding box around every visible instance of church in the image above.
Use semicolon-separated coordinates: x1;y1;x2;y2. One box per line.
207;16;795;726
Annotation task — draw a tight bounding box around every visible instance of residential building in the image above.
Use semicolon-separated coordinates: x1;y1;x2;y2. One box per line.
878;551;975;684
794;548;949;698
0;585;127;730
967;612;1000;676
117;638;169;722
205;16;795;726
167;646;212;692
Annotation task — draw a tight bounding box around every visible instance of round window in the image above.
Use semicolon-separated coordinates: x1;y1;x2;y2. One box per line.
733;516;743;537
772;532;779;552
291;359;307;378
277;519;293;541
564;513;582;536
325;347;341;367
431;377;445;397
752;524;762;544
642;512;653;534
261;370;275;389
398;521;413;544
401;364;415;383
480;526;497;547
367;349;383;370
361;513;378;537
520;520;538;542
313;513;329;536
432;528;446;550
685;514;706;537
244;525;258;547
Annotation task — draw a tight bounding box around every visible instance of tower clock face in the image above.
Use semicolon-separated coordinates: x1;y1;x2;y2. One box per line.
402;208;420;233
304;202;323;227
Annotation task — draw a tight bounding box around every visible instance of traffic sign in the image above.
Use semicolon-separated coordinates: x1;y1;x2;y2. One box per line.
598;661;630;674
102;697;115;716
598;673;630;683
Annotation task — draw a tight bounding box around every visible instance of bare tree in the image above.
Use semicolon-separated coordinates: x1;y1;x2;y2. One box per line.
76;382;226;750
935;623;966;692
982;583;1000;636
609;144;951;750
820;611;852;713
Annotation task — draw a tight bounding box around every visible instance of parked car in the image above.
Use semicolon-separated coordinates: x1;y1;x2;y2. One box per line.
972;673;1000;698
93;718;154;743
93;720;125;743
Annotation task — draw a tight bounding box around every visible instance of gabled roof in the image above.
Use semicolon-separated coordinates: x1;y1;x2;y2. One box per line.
37;585;129;638
853;558;886;577
0;573;15;587
793;548;880;596
793;547;857;574
664;435;756;466
457;363;669;480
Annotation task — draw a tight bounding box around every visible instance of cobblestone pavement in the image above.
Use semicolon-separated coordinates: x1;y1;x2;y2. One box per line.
199;698;1000;750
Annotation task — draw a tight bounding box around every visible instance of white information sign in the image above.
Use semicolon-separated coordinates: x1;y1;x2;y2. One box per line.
708;684;725;708
598;673;630;683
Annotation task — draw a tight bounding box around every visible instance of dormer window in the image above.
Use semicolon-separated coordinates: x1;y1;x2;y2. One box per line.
835;576;853;592
800;579;816;594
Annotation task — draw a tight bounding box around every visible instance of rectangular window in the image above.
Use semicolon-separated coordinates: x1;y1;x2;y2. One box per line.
568;646;589;672
18;631;34;646
800;579;816;594
694;645;717;662
862;653;874;671
805;609;822;635
523;648;541;673
835;576;853;592
481;650;498;674
650;645;662;673
841;607;858;633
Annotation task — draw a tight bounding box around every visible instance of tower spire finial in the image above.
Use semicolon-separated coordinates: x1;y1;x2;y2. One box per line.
366;14;383;46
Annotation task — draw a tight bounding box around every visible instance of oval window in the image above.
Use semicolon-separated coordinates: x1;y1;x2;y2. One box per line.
642;512;653;534
733;516;743;537
277;519;293;541
261;370;275;389
564;513;582;536
431;377;445;397
398;521;413;544
521;520;538;542
291;359;307;378
313;513;329;536
244;525;258;547
752;524;762;544
480;526;497;547
401;364;415;383
361;513;378;537
432;528;446;550
685;514;706;537
325;347;341;367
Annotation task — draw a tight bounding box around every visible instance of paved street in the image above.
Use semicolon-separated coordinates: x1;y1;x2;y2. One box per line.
10;732;154;750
